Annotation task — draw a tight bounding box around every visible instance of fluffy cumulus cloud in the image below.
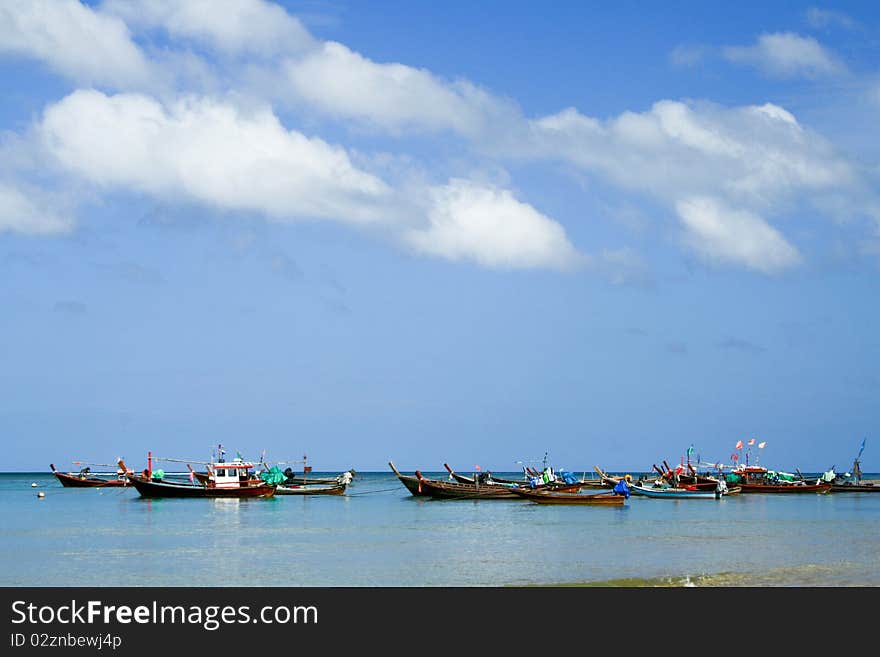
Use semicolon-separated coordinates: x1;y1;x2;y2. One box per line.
284;41;518;136
1;0;877;275
519;99;856;271
0;0;150;87
722;32;845;78
406;180;582;270
676;197;802;273
39;90;391;224
101;0;315;57
0;182;72;235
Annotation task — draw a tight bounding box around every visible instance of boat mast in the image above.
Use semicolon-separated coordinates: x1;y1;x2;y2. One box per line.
853;438;866;484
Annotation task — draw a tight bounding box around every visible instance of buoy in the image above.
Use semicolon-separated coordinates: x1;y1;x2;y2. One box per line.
37;492;45;498
31;482;38;488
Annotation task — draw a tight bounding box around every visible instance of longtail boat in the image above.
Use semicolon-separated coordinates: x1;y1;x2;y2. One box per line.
389;461;427;496
593;466;627;488
276;471;352;496
50;461;132;488
283;469;356;486
725;465;832;493
276;483;347;496
408;470;522;499
443;463;527;486
389;462;581;499
631;483;732;499
129;452;276;499
508;488;626;505
822;440;880;492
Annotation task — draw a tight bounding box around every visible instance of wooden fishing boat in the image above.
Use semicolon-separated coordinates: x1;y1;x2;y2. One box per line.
389;462;581;499
822;441;880;492
283;470;356;486
830;480;880;492
50;461;131;487
737;481;832;493
651;460;722;490
275;471;352;496
410;470;521;499
593;466;626;488
129;452;276;499
443;463;526;486
389;461;429;496
726;465;832;493
508;487;626;505
275;483;347;496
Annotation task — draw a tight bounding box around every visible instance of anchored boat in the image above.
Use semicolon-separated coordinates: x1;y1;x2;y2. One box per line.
507;487;626;505
49;460;132;488
276;471;353;496
128;452;276;498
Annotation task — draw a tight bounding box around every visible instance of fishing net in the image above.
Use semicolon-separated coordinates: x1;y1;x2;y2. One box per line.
260;466;286;485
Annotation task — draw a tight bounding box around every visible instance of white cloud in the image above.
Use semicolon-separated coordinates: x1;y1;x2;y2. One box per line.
722;32;845;78
102;0;315;57
0;182;72;235
805;8;856;30
676;197;802;272
0;0;150;87
405;179;582;270
528;100;851;205
39;90;391;224
515;99;862;271
669;44;709;67
284;41;519;136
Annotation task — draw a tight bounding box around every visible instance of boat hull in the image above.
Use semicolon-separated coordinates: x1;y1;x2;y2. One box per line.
830;484;880;492
632;485;725;499
414;477;521;499
737;483;832;493
50;465;128;488
509;488;625;505
129;476;276;498
276;484;347;496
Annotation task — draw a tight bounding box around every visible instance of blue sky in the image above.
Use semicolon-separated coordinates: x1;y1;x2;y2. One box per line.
1;1;878;473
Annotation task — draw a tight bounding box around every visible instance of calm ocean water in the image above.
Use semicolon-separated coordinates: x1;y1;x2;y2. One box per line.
2;471;879;587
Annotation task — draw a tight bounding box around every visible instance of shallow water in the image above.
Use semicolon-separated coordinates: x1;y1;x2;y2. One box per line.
2;471;878;586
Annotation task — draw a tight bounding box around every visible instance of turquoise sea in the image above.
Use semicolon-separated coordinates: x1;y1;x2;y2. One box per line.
2;471;879;587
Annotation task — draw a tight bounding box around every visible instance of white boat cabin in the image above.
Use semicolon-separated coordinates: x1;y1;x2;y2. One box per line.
209;458;257;488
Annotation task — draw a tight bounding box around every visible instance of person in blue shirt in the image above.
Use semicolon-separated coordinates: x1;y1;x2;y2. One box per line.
613;474;632;499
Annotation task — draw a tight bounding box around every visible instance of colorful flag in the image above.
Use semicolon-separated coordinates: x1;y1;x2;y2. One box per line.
758;442;766;449
747;438;756;446
735;440;743;449
687;445;694;456
475;465;481;471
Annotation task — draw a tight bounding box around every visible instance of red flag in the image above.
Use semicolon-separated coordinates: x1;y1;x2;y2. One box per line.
735;440;743;449
748;438;756;446
475;465;481;471
732;454;739;462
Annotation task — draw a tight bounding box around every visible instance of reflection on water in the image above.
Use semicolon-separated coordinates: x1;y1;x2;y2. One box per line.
1;472;879;586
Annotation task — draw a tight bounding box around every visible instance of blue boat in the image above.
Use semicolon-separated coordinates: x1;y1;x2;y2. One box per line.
631;481;732;499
